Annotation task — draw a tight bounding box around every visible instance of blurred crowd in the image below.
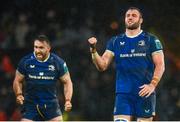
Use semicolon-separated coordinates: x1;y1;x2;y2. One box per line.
0;0;180;120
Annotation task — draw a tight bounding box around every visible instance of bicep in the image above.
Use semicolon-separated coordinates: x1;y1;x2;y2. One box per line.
59;72;71;84
102;50;114;66
152;51;164;66
14;70;25;83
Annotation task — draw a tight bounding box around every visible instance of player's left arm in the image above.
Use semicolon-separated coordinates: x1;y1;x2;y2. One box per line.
151;51;165;86
60;72;73;112
139;51;165;97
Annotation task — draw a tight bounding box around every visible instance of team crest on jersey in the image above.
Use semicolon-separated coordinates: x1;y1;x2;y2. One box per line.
48;65;55;71
120;41;125;46
138;40;145;46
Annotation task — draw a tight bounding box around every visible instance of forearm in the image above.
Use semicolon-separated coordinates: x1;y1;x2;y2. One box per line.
64;81;73;101
151;63;165;87
13;81;23;96
92;52;107;71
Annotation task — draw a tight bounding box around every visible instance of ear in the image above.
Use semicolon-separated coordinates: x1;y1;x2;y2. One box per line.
140;18;143;24
48;47;51;52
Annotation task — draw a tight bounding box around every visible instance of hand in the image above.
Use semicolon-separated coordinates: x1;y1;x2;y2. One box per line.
64;101;72;112
139;83;155;98
88;37;97;45
88;37;97;53
16;95;24;105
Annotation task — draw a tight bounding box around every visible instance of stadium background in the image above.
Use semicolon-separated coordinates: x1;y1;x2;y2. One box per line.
0;0;180;120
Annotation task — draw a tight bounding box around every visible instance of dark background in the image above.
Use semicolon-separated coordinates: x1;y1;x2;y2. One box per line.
0;0;180;120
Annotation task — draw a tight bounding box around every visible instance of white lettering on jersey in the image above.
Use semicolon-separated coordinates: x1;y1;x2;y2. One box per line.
120;53;146;58
39;72;44;76
28;74;54;80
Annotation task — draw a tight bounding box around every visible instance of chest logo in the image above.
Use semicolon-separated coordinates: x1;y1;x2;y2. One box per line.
131;49;135;53
48;65;55;71
39;72;44;76
120;41;125;46
30;65;35;68
138;40;145;46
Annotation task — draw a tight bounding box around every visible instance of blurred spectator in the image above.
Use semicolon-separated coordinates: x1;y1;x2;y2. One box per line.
15;14;29;48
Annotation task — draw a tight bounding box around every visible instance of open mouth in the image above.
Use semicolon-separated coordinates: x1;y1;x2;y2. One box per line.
128;21;133;24
36;53;43;57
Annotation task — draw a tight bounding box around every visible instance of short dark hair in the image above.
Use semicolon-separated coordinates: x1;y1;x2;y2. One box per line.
35;35;51;46
126;7;143;18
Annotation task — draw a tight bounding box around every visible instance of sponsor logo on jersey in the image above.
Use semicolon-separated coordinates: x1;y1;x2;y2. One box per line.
63;63;68;72
120;53;146;58
120;41;125;46
155;39;162;49
114;118;129;122
39;72;44;76
30;65;35;68
145;109;150;113
28;74;54;80
131;49;135;53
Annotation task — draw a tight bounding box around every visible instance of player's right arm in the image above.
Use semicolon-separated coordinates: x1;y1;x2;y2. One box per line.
13;70;25;105
88;37;113;71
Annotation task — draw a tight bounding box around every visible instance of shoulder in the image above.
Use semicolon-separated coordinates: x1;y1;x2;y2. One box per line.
19;53;34;63
108;33;125;43
50;53;65;64
112;33;125;40
142;31;159;41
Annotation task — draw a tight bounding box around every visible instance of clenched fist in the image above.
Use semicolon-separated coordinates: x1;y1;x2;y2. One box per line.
88;37;97;45
16;94;24;105
88;37;97;53
64;101;72;112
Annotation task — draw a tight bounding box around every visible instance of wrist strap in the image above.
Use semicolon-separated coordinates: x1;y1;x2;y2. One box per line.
150;76;160;87
90;44;96;53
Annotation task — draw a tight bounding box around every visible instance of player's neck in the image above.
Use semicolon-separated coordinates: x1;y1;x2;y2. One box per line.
125;28;142;38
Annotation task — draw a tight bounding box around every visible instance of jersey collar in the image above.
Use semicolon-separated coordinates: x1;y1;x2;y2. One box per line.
125;30;143;38
33;52;50;62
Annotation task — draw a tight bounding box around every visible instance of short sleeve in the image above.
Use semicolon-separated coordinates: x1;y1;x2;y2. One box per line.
106;36;117;54
58;61;69;78
150;36;163;54
17;58;26;75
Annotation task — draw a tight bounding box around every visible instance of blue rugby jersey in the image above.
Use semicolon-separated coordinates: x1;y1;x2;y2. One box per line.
17;53;68;105
106;31;163;94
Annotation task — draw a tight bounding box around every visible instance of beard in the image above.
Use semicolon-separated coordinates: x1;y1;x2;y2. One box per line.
35;52;47;61
125;20;141;30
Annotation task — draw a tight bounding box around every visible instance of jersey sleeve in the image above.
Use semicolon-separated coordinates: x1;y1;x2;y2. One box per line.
150;36;163;54
17;58;26;76
57;60;69;78
106;36;117;54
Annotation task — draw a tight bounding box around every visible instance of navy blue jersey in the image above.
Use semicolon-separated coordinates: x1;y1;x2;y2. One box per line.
17;53;68;105
106;31;163;94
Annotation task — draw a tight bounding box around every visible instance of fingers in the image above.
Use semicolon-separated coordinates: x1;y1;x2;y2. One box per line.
64;101;72;112
139;84;145;88
88;37;97;45
139;87;149;97
16;95;24;105
145;92;152;98
139;84;154;97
